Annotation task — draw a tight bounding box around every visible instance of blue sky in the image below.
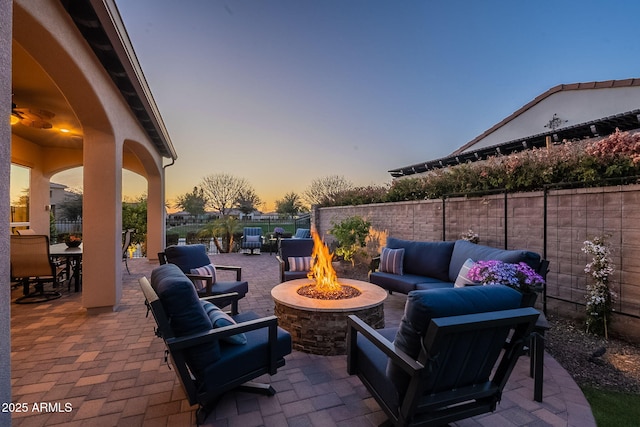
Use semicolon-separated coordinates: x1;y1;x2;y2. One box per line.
111;0;640;211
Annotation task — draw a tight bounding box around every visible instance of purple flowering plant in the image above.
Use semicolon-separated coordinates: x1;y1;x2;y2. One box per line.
467;260;544;293
273;227;285;235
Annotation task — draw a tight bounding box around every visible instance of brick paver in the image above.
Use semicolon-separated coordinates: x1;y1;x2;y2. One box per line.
11;253;596;426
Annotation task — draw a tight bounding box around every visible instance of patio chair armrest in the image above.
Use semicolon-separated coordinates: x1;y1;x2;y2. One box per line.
185;273;214;293
214;265;242;281
166;315;279;351
275;256;286;282
200;292;241;304
370;256;381;272
347;315;423;376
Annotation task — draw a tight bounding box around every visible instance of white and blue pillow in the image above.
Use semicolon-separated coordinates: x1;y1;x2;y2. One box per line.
190;263;216;291
454;258;479;287
288;256;313;272
200;301;247;345
379;247;405;275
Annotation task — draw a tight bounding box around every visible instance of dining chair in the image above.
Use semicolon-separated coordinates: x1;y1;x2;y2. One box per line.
10;235;63;304
122;228;135;274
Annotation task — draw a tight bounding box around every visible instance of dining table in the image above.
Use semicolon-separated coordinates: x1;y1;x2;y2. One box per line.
49;242;82;292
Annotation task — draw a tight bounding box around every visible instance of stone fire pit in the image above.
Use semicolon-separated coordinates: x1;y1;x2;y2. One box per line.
271;278;387;355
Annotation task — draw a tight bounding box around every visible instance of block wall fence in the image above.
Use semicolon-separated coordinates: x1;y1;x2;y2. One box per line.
311;184;640;341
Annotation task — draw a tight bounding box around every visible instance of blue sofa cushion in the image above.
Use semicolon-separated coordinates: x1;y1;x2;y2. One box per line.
415;281;454;291
150;264;221;378
448;240;541;282
164;244;211;273
369;271;431;294
387;285;522;395
386;237;454;281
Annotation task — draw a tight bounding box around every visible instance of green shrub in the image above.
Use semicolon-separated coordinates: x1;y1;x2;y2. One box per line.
329;216;371;264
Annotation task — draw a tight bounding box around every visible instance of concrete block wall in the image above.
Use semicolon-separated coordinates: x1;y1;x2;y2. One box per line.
313;184;640;341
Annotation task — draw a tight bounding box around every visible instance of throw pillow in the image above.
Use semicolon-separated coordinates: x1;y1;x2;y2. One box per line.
200;300;247;345
246;235;260;243
288;256;313;272
454;258;479;287
190;263;216;291
379;247;404;275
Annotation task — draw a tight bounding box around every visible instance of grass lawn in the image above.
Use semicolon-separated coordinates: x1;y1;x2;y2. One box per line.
582;385;640;427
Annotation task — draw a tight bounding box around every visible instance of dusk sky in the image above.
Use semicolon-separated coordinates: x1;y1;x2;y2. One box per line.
78;0;640;211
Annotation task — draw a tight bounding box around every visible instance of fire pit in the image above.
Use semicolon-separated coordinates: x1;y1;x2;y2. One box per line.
271;230;387;355
271;278;387;355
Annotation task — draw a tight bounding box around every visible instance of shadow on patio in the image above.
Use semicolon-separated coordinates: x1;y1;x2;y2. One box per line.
11;254;595;426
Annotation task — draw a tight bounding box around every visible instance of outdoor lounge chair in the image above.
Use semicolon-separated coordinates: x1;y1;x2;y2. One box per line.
140;264;292;425
276;238;314;282
10;235;63;304
158;244;248;314
347;285;539;427
240;227;263;255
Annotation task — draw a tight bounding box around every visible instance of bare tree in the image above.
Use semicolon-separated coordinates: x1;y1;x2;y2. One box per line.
200;173;251;216
303;175;353;207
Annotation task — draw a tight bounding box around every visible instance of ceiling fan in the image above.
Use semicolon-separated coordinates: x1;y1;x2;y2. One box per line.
11;102;55;129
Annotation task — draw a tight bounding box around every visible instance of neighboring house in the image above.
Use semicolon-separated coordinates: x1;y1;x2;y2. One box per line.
389;79;640;178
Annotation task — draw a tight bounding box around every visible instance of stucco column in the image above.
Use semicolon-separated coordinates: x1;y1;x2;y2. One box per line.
0;0;12;421
82;128;123;310
146;172;163;262
30;168;51;234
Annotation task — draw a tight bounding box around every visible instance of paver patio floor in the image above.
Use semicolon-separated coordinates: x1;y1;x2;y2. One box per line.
10;253;595;426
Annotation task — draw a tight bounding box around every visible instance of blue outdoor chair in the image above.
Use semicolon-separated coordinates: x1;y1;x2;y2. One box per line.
347;285;539;427
158;244;248;314
140;264;292;424
241;227;263;255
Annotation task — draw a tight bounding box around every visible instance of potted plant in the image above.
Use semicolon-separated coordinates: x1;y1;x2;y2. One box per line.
467;260;545;306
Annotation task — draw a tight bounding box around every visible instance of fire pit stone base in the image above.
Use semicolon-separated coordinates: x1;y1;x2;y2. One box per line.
271;279;387;356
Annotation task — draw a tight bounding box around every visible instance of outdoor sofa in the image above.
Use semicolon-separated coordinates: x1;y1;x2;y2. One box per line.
369;237;544;295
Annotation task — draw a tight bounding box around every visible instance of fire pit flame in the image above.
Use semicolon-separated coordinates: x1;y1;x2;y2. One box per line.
307;230;341;293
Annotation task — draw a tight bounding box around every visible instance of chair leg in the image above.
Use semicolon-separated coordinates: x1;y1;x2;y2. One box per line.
15;278;62;304
238;381;276;396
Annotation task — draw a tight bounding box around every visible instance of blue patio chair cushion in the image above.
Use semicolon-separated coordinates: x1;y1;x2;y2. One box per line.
164;244;210;273
293;228;311;239
151;264;221;377
355;328;400;416
386;237;454;281
202;311;293;393
242;228;263;249
448;239;541;282
387;285;522;394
